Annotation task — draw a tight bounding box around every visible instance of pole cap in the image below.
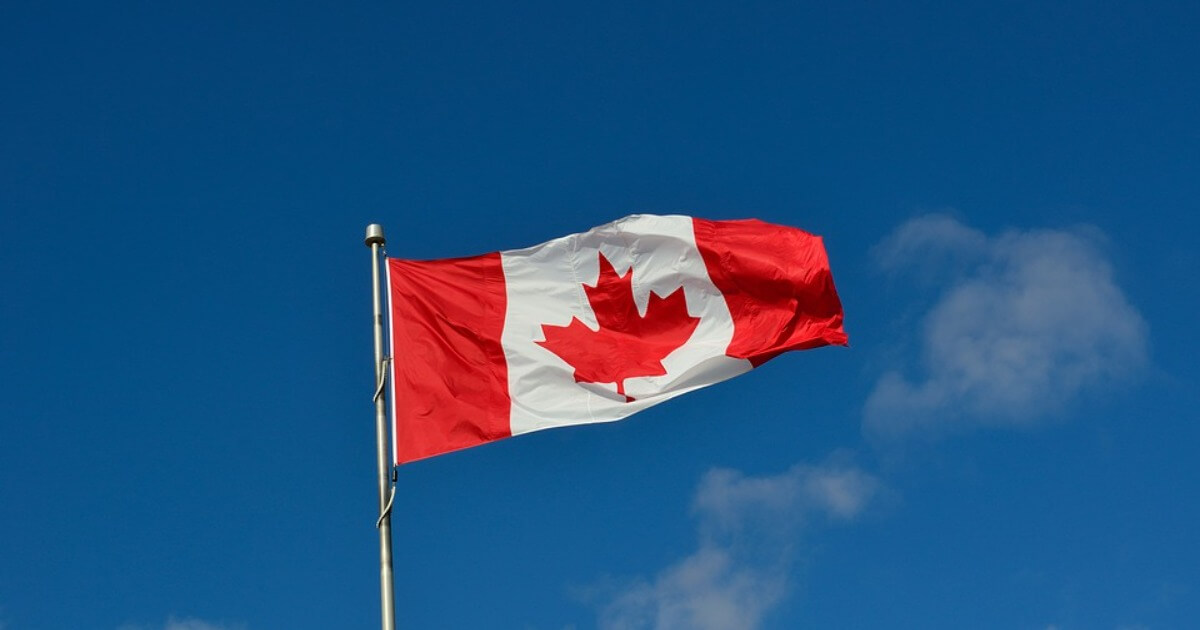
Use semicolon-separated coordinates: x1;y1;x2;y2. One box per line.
364;224;386;247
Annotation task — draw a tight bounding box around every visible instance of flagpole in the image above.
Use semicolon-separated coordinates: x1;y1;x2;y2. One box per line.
365;223;396;630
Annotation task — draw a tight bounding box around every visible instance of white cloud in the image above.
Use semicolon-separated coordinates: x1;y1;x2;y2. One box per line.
865;215;1147;439
595;459;879;630
873;214;990;279
164;619;240;630
119;617;243;630
692;461;876;533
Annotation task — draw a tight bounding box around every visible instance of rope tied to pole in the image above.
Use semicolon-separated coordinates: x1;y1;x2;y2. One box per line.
374;356;392;404
373;355;394;529
376;485;396;529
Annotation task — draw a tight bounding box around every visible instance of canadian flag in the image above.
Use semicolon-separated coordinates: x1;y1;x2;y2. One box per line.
386;215;847;464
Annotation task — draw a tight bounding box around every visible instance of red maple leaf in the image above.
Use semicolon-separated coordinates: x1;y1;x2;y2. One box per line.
537;252;701;402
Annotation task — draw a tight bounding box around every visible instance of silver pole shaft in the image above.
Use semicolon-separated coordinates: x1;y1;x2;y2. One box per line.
366;224;396;630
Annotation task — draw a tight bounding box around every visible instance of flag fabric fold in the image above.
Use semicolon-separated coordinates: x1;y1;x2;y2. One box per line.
387;214;846;464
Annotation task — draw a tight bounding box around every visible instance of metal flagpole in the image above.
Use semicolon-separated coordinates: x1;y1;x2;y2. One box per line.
365;223;396;630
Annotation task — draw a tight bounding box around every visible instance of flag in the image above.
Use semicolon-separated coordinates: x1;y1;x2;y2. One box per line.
386;214;847;464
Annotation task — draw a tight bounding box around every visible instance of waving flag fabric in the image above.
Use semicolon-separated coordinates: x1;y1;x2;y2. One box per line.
386;215;847;464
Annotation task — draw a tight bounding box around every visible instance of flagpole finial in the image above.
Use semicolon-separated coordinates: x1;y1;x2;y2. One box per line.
365;224;386;247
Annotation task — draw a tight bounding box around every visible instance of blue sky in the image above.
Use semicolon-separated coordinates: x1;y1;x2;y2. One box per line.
2;2;1198;629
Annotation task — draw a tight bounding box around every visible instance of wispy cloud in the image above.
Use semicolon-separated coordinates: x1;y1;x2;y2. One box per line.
1046;619;1156;624
593;458;879;630
119;617;244;630
865;215;1147;439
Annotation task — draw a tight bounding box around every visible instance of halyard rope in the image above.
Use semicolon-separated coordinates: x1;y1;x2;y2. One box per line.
375;356;395;528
